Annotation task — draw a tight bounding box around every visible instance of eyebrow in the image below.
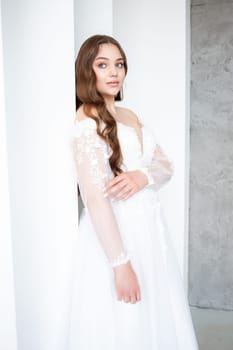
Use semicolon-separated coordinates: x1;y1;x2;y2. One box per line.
95;56;124;61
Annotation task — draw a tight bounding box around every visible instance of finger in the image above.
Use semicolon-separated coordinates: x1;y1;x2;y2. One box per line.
117;291;123;301
121;189;135;201
114;186;133;200
136;290;141;301
109;184;126;197
130;295;137;304
103;184;121;198
104;175;125;191
124;295;130;303
104;179;126;195
107;181;131;198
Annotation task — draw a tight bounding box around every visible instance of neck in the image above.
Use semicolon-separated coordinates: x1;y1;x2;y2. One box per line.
104;96;117;115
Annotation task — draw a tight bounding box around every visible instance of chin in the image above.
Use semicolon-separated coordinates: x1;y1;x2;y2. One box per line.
102;91;119;99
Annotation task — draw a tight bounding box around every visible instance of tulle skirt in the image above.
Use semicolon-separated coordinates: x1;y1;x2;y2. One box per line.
68;188;199;350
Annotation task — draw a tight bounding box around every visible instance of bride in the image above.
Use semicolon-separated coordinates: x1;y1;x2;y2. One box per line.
69;34;199;350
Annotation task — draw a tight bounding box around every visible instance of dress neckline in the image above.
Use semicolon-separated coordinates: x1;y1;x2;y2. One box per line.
116;122;144;156
74;117;144;131
116;120;144;131
74;118;144;156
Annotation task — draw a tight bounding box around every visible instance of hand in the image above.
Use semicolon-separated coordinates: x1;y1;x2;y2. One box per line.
113;261;141;304
103;170;148;201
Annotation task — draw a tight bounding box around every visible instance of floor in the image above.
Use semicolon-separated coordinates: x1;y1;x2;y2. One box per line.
190;306;233;350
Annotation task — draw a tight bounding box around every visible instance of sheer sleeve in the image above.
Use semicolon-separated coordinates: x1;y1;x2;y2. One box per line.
72;118;130;267
139;142;174;191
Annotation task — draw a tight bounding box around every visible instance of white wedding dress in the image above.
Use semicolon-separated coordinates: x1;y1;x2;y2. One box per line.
69;117;199;350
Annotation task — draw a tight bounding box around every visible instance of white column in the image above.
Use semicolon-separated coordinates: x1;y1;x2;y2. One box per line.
1;1;78;349
0;2;18;349
74;0;113;53
113;0;188;283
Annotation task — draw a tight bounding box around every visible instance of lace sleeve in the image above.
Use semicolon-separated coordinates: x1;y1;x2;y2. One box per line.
72;118;130;267
139;142;174;191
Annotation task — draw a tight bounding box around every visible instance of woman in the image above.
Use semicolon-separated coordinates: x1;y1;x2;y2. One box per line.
69;34;199;350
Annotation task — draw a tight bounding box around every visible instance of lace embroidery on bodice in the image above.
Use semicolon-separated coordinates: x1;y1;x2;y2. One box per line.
73;119;111;191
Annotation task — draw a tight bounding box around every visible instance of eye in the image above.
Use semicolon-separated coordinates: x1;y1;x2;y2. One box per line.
98;63;107;68
116;62;124;68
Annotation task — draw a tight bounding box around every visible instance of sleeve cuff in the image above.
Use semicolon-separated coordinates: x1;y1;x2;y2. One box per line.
138;167;154;187
110;251;131;267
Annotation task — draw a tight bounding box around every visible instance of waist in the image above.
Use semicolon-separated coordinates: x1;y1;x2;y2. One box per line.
81;187;159;214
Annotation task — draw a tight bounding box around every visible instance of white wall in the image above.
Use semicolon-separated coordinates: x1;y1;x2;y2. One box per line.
0;2;18;349
74;0;113;54
74;0;189;284
1;1;78;349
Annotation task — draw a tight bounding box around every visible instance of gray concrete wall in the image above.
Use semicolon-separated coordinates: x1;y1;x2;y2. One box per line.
189;0;233;310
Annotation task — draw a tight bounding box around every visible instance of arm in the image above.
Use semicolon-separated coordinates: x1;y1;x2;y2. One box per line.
72;119;130;267
138;142;174;191
103;142;174;200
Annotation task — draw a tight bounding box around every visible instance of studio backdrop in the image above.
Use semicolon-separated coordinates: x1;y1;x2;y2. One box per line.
0;0;189;349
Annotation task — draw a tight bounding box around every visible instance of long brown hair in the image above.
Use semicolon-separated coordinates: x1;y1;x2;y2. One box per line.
75;34;128;176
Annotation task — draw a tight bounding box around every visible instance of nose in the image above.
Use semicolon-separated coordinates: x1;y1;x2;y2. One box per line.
109;64;117;76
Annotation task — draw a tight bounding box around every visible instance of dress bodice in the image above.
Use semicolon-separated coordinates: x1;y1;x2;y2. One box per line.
73;118;156;178
72;117;174;267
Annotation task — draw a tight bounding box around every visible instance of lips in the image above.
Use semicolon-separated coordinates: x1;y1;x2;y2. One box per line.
107;81;119;87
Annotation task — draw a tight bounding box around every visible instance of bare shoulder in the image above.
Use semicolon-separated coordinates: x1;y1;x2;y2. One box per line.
116;106;139;120
75;105;98;121
75;105;88;121
116;106;142;127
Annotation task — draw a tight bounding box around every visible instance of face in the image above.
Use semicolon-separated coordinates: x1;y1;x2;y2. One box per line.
92;43;126;100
